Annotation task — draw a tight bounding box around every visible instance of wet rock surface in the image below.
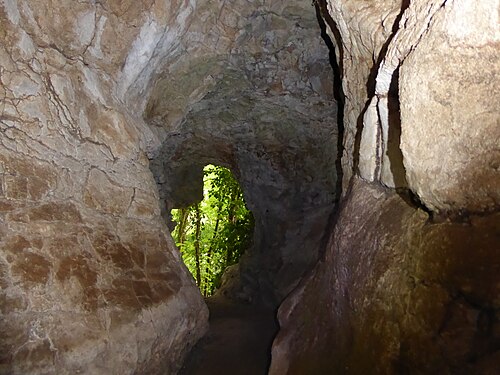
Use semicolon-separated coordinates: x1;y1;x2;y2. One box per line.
270;1;500;373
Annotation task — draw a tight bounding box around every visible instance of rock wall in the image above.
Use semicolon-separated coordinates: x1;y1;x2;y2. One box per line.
0;1;208;374
1;0;498;373
398;1;499;213
271;178;500;374
0;0;337;372
271;0;500;373
146;0;338;305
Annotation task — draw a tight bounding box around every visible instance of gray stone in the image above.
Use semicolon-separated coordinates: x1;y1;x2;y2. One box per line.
399;0;500;213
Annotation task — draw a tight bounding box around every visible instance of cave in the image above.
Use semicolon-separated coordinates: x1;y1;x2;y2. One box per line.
0;1;498;375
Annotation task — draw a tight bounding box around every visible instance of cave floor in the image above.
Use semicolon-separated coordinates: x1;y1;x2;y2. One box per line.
179;296;279;375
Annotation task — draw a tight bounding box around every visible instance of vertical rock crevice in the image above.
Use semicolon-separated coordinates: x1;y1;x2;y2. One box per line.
314;0;345;202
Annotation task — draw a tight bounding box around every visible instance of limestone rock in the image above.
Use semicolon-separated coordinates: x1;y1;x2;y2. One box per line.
83;168;134;216
1;0;335;372
399;0;500;213
2;0;498;373
149;93;338;305
0;1;208;373
270;178;500;374
321;0;500;212
270;1;500;373
146;0;338;305
322;0;402;189
358;96;380;183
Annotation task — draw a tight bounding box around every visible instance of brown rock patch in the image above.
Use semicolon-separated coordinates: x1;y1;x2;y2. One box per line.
0;198;19;213
104;278;142;310
0;155;57;201
8;202;82;223
57;255;99;311
132;280;155;305
11;339;55;374
0;260;9;289
11;252;51;285
4;235;50;285
0;292;28;314
4;235;32;254
83;168;134;215
92;233;135;270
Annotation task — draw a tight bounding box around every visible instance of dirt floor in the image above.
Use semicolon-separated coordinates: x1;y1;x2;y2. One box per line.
179;296;279;375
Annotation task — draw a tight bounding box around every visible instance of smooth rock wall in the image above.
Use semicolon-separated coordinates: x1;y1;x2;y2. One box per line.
271;178;500;374
399;0;500;213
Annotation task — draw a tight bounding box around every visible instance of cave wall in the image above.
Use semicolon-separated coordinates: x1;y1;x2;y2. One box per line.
0;1;208;374
1;0;498;373
0;0;338;372
270;0;500;373
149;95;337;305
271;178;499;374
146;0;338;305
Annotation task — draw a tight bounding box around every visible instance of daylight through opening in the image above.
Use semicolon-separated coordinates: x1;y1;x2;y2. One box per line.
171;165;254;297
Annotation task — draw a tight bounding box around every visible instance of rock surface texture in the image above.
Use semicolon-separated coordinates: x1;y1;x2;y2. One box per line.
270;0;500;374
0;1;210;374
271;178;500;374
1;0;499;374
146;0;337;305
0;0;336;373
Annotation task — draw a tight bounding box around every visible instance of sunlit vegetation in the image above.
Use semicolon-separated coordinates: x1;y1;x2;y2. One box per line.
171;165;254;296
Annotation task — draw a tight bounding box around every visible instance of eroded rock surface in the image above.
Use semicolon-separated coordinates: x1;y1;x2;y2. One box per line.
1;0;337;372
321;0;499;211
399;0;500;213
1;0;498;373
271;0;500;373
270;178;500;374
147;0;338;305
0;1;208;373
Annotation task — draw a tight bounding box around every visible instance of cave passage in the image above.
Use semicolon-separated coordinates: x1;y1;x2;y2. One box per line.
143;0;340;371
170;165;254;297
179;296;279;375
0;0;497;373
171;167;278;375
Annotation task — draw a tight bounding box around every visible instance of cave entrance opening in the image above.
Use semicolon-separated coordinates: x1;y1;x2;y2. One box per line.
170;164;254;297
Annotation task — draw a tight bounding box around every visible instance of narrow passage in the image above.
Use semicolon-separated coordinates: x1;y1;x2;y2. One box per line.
179;297;279;375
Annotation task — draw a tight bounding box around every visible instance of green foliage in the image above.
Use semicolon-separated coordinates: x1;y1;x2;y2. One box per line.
171;165;253;296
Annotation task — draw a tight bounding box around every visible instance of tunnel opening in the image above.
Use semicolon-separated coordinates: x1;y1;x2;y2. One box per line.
142;1;341;372
144;0;340;309
170;164;254;297
169;165;280;375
